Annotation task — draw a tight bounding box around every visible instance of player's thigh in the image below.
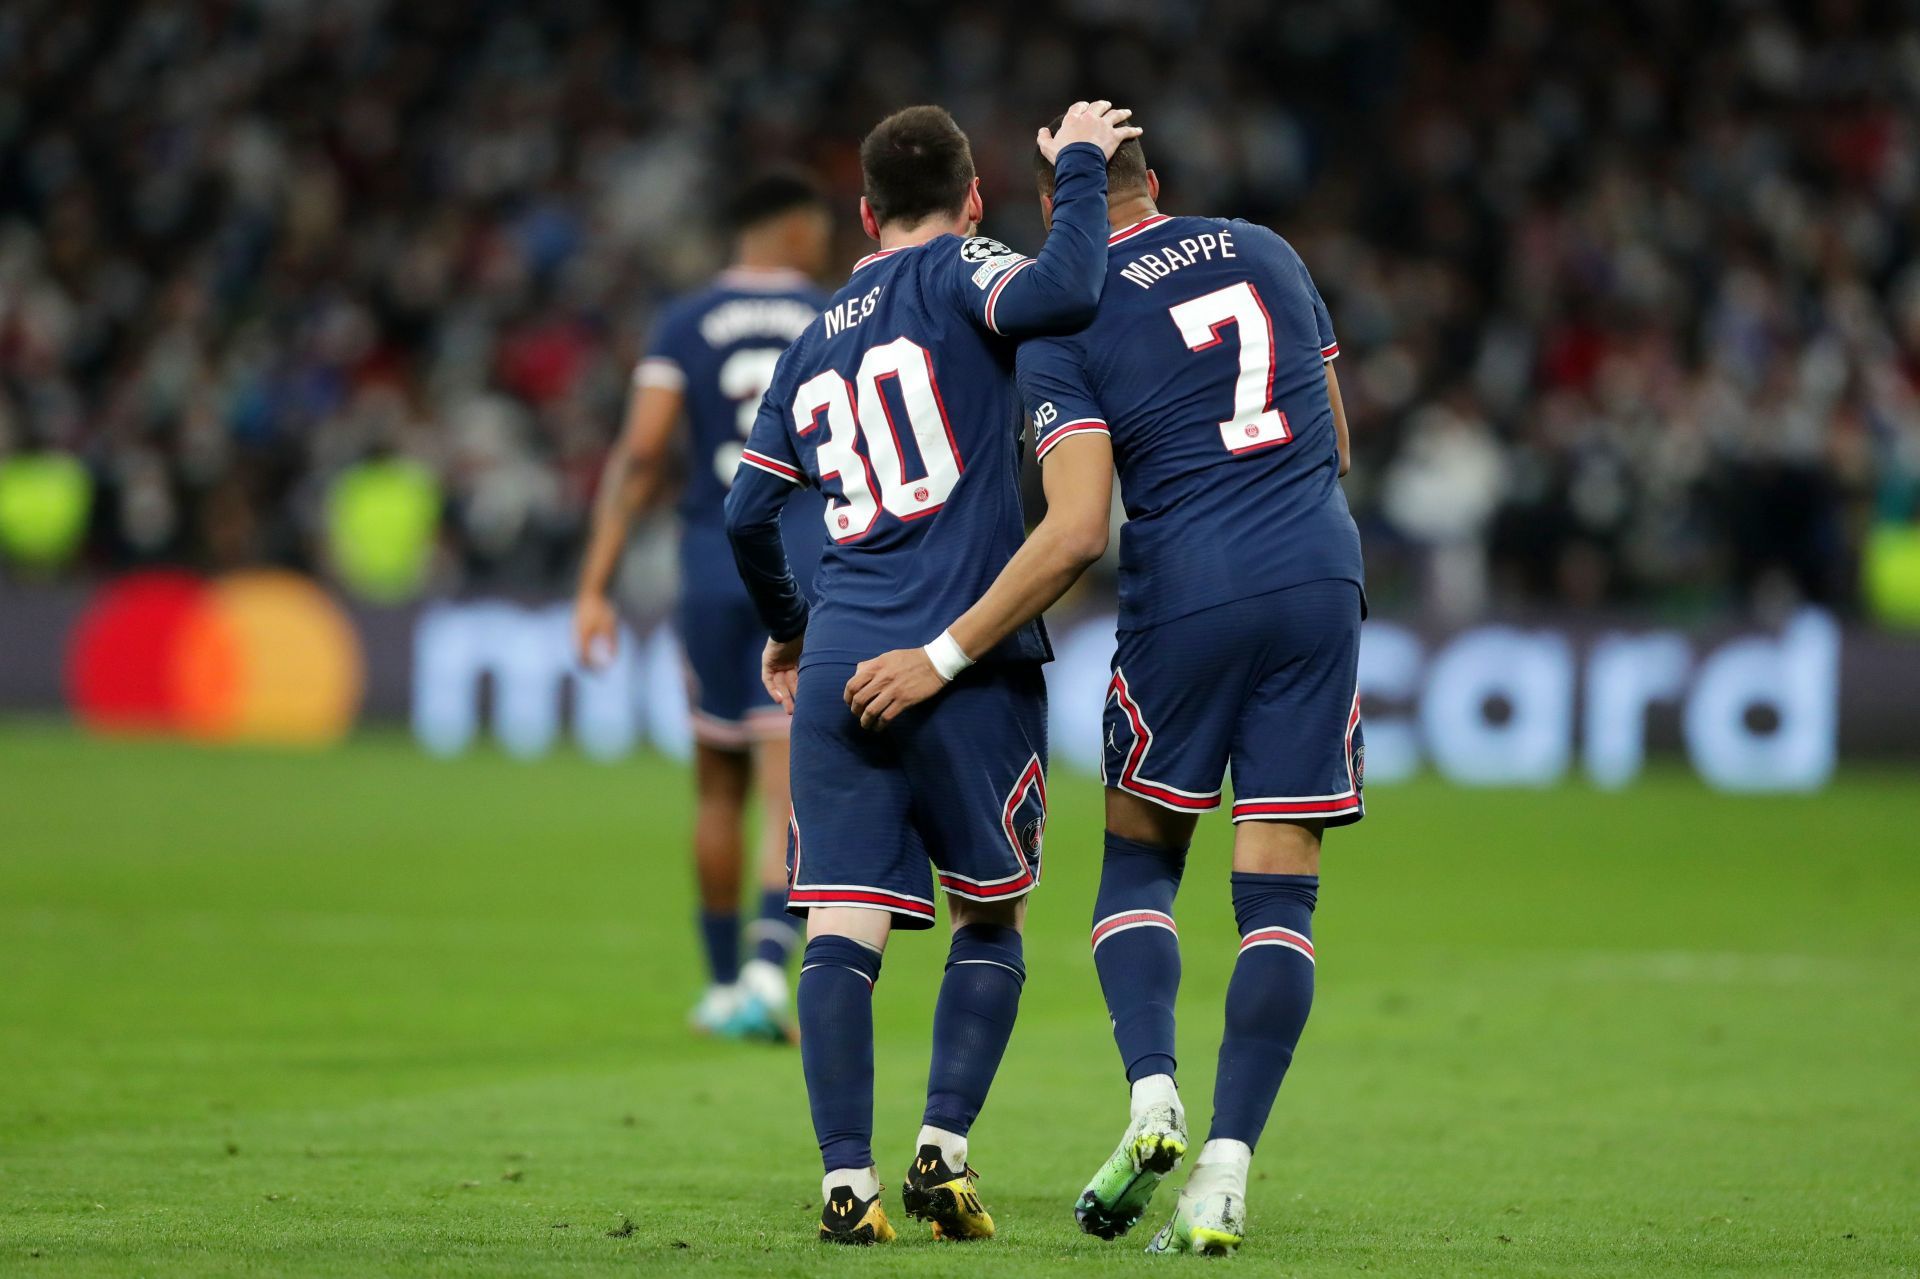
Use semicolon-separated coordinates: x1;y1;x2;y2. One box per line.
1227;579;1366;829
1105;786;1200;850
787;662;938;932
896;662;1049;907
1232;817;1324;876
1103;612;1250;818
678;590;764;750
692;741;752;807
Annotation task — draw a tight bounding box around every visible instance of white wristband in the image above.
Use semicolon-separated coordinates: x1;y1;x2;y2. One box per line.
923;630;974;683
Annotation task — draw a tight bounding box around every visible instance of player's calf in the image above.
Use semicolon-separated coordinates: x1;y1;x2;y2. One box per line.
797;929;890;1242
1076;826;1189;1237
907;910;1025;1240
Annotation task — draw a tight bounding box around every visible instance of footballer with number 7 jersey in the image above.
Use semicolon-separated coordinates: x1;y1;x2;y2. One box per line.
722;101;1140;1246
843;123;1364;1257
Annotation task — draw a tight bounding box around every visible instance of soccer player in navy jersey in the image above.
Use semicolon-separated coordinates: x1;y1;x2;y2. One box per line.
723;101;1140;1245
844;124;1362;1256
574;174;830;1043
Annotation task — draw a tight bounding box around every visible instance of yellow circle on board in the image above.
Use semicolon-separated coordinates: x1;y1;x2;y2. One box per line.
170;571;365;745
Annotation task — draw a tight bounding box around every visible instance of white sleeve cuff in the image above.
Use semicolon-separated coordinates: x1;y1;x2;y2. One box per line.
634;357;685;390
1035;417;1109;460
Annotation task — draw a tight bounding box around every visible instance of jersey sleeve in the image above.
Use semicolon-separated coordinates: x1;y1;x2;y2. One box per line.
724;382;811;641
634;302;695;391
951;141;1111;338
1299;257;1338;362
736;379;808;487
1016;337;1107;461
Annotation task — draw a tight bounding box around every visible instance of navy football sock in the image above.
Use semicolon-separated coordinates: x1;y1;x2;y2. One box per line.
750;887;800;969
1091;833;1186;1083
1209;872;1318;1150
797;935;884;1172
698;909;740;986
922;923;1026;1137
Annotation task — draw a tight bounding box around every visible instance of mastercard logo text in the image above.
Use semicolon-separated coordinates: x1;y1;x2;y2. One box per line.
67;570;365;745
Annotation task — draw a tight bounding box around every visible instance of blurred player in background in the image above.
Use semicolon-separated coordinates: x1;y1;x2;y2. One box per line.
845;121;1362;1256
724;101;1138;1245
575;174;830;1043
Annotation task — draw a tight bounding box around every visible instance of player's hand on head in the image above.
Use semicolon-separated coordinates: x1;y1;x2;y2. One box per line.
762;635;805;715
1037;99;1143;164
844;648;947;731
574;594;618;670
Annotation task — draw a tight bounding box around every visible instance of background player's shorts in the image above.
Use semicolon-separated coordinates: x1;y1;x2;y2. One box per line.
1103;578;1365;826
786;661;1048;930
678;589;786;750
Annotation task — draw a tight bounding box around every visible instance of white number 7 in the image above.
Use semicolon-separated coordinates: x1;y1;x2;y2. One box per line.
1168;281;1291;454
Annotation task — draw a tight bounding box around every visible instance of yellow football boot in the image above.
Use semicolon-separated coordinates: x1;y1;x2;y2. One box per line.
902;1144;995;1240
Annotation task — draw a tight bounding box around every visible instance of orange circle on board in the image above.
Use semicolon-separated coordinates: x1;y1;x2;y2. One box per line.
170;571;365;745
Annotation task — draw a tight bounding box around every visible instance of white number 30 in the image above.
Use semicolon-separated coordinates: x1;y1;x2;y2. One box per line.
791;337;963;542
1168;281;1292;454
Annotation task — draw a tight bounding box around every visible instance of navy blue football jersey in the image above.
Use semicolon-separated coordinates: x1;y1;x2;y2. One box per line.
725;142;1114;668
636;269;828;596
1016;213;1363;630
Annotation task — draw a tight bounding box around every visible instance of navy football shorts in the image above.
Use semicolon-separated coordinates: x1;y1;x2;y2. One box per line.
678;589;787;750
786;660;1049;930
1103;578;1365;826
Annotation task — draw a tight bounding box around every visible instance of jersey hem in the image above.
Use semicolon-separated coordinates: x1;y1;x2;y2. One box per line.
1115;573;1366;635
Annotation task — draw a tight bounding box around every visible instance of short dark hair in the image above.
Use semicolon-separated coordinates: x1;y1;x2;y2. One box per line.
723;170;826;233
860;106;976;229
1033;112;1149;198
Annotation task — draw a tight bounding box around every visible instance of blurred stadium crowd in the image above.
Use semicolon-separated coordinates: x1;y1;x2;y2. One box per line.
3;0;1919;621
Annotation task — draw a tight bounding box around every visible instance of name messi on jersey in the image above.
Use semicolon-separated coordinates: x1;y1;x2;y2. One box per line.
1119;230;1237;290
698;298;818;347
823;285;883;339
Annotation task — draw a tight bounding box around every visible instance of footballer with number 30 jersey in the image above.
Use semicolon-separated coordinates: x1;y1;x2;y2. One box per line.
723;102;1140;1248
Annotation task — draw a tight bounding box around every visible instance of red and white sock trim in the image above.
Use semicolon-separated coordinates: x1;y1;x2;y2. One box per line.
1036;417;1108;460
1091;909;1177;952
1240;925;1314;964
798;962;875;989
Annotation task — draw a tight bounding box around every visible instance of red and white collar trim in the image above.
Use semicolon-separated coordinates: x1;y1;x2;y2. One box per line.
1108;214;1173;246
850;247;904;274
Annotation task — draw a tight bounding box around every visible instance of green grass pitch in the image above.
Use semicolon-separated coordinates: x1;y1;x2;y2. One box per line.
1;722;1916;1276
